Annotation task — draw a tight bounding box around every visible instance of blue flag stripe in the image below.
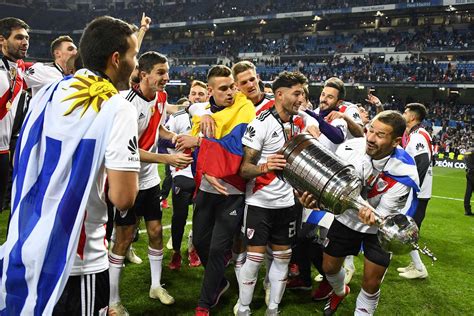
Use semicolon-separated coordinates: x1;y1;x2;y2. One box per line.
12;108;46;214
5;136;62;313
35;139;96;314
306;210;327;225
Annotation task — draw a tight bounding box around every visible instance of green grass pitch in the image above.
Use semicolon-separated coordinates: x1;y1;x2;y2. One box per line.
0;166;472;315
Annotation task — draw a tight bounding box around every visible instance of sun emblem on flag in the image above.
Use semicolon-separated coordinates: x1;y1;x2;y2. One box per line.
62;75;118;117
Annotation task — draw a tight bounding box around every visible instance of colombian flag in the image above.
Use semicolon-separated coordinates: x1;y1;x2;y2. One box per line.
192;92;255;192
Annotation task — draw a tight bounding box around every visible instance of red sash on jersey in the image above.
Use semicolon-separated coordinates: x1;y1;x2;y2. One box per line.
138;91;166;151
367;173;398;199
0;59;25;120
255;98;275;115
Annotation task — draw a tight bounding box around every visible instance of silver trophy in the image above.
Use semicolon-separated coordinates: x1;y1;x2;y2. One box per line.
278;133;420;255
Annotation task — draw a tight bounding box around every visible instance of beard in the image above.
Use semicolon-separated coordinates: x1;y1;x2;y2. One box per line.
114;61;135;91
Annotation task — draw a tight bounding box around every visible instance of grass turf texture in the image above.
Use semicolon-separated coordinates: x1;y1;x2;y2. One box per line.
0;166;472;315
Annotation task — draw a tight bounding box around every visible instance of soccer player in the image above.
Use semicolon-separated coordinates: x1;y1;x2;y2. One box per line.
398;103;433;279
0;16;141;315
0;17;29;213
177;65;255;316
301;111;420;315
24;35;77;96
108;51;193;314
236;71;308;316
166;80;209;270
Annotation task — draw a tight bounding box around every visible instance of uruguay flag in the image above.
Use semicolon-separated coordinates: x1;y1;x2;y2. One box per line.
0;72;121;315
191;92;255;192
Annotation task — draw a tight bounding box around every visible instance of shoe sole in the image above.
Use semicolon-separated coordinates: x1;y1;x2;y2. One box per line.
211;280;230;308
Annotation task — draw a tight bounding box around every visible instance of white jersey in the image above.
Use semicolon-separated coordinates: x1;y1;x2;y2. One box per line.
24;62;64;96
121;88;167;190
165;109;193;179
404;126;433;199
0;57;25;151
241;108;296;209
70;69;141;275
336;146;412;234
339;102;363;140
312;107;348;153
254;93;275;114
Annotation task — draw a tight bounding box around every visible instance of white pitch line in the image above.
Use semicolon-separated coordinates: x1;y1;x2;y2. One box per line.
432;195;472;202
139;221;192;234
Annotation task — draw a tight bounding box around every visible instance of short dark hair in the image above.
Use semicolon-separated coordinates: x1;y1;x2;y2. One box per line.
405;103;427;122
0;17;29;39
50;35;74;58
79;16;137;72
138;51;168;73
272;71;308;92
373;110;406;139
207;65;232;82
323;77;345;100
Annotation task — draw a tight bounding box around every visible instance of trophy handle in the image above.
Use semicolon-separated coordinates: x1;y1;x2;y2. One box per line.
349;196;383;226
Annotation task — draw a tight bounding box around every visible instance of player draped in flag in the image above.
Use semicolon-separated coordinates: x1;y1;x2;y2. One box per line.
0;16;141;315
300;110;420;316
176;65;255;316
236;71;308;316
108;51;193;315
0;17;29;214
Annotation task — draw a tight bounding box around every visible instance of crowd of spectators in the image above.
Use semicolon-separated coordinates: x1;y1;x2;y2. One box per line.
7;0;421;26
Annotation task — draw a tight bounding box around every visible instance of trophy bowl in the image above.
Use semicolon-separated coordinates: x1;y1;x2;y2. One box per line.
278;133;418;255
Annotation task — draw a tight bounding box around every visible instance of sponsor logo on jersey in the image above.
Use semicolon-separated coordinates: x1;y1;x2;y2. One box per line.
272;131;279;138
353;112;360;119
247;228;255;239
138;112;146;120
245;125;256;138
127;136;139;161
416;143;425;151
229;209;238;216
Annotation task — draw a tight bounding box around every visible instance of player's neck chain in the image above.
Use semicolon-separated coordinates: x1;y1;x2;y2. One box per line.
270;106;294;142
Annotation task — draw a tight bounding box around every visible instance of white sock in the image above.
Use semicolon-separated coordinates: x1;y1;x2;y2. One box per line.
264;245;273;287
148;246;163;288
238;252;264;311
268;249;291;310
108;252;125;304
326;268;346;296
233;251;247;284
410;250;425;271
355;288;380;315
344;255;355;269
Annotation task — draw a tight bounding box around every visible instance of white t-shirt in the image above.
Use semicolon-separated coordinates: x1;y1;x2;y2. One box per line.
0;58;25;151
121;88;167;190
165;109;194;179
24;62;64;96
241;108;296;209
404;127;433;199
71;70;141;275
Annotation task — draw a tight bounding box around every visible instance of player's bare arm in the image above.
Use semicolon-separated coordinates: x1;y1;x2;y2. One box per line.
240;146;286;180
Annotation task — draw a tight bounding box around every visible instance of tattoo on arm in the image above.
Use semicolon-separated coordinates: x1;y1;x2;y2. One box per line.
239;146;262;179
